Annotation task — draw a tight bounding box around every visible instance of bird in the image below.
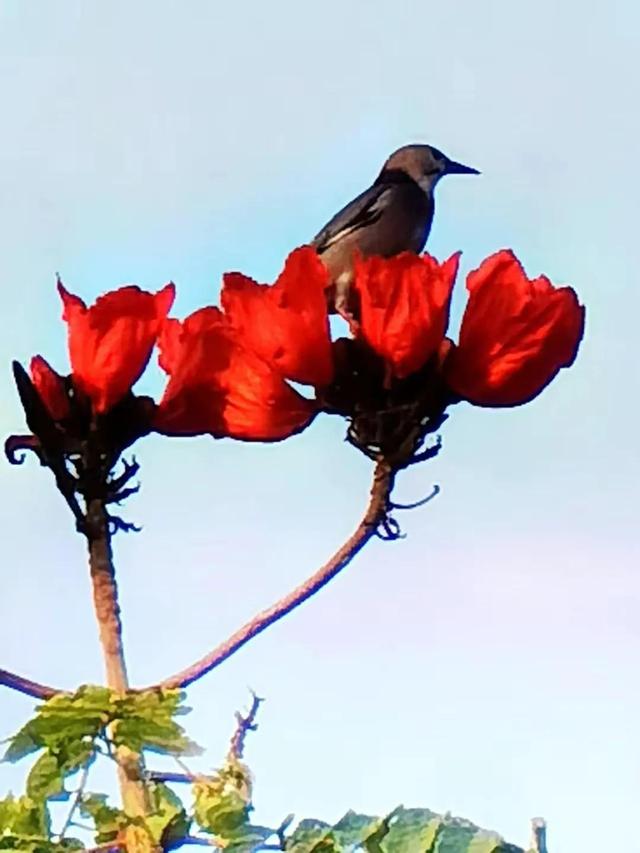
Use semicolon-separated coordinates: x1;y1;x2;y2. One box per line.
311;143;479;315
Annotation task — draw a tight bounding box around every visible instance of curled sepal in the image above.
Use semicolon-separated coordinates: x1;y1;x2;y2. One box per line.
11;361;65;455
376;514;405;541
390;483;440;511
4;434;45;466
106;514;142;536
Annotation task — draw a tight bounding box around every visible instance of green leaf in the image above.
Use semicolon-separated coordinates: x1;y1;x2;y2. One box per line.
144;782;191;846
113;717;197;755
194;784;249;836
159;809;192;849
26;754;64;802
32;689;113;749
368;808;440;852
284;807;524;853
381;808;509;853
122;688;184;716
6;694;99;810
0;794;50;838
190;756;278;850
285;819;339;852
56;841;85;851
56;740;95;778
333;812;391;849
4;686;200;767
222;826;279;852
193;757;254;838
80;793;128;844
3;686;115;765
0;840;83;853
82;785;191;850
112;688;201;756
3;723;42;763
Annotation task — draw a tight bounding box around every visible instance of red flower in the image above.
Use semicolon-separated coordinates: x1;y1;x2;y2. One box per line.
444;250;585;406
30;355;71;421
221;247;333;387
154;308;316;441
354;252;460;378
58;280;175;413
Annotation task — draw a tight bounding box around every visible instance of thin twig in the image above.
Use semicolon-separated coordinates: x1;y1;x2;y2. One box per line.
57;760;92;840
147;697;262;784
146;755;208;784
0;667;59;699
173;755;198;777
146;770;194;784
68;822;95;832
156;460;394;690
228;692;263;760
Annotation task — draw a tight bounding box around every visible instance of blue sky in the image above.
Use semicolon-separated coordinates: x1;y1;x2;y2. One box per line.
0;2;638;851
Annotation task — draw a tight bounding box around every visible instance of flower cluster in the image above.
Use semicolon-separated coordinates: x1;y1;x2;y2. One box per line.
156;245;583;462
8;246;584;529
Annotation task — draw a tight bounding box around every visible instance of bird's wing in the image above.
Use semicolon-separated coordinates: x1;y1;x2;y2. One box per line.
311;184;394;254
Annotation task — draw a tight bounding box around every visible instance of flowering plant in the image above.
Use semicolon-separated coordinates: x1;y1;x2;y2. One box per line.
1;244;583;852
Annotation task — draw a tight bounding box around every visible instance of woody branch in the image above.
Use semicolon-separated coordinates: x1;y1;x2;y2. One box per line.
156;459;395;690
0;668;58;700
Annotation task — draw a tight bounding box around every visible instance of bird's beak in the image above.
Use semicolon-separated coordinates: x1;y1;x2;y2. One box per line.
446;160;480;175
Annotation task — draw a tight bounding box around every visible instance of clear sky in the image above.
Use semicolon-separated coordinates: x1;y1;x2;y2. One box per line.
0;2;638;851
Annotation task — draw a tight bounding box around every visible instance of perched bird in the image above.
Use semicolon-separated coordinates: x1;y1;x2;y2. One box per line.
311;143;479;314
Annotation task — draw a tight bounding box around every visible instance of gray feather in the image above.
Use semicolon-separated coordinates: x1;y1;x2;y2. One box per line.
312;185;394;254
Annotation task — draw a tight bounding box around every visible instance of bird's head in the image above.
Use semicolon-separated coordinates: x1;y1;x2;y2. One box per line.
380;144;479;194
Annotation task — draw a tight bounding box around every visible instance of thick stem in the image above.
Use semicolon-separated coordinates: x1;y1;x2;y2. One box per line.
85;499;151;828
158;460;394;690
87;499;129;692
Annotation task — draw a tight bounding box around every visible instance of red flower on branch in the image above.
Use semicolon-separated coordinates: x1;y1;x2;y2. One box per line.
221;247;333;387
58;280;175;413
354;251;460;379
217;248;460;403
444;250;585;406
154;307;316;441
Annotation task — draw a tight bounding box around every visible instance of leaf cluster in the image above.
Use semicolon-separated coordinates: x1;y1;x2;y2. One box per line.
1;688;528;852
1;686;197;849
282;807;525;853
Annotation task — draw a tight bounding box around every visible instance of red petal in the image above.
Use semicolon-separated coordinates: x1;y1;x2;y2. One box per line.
445;250;585;406
154;307;316;441
354;252;460;378
58;280;176;413
221;247;333;387
29;355;70;421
